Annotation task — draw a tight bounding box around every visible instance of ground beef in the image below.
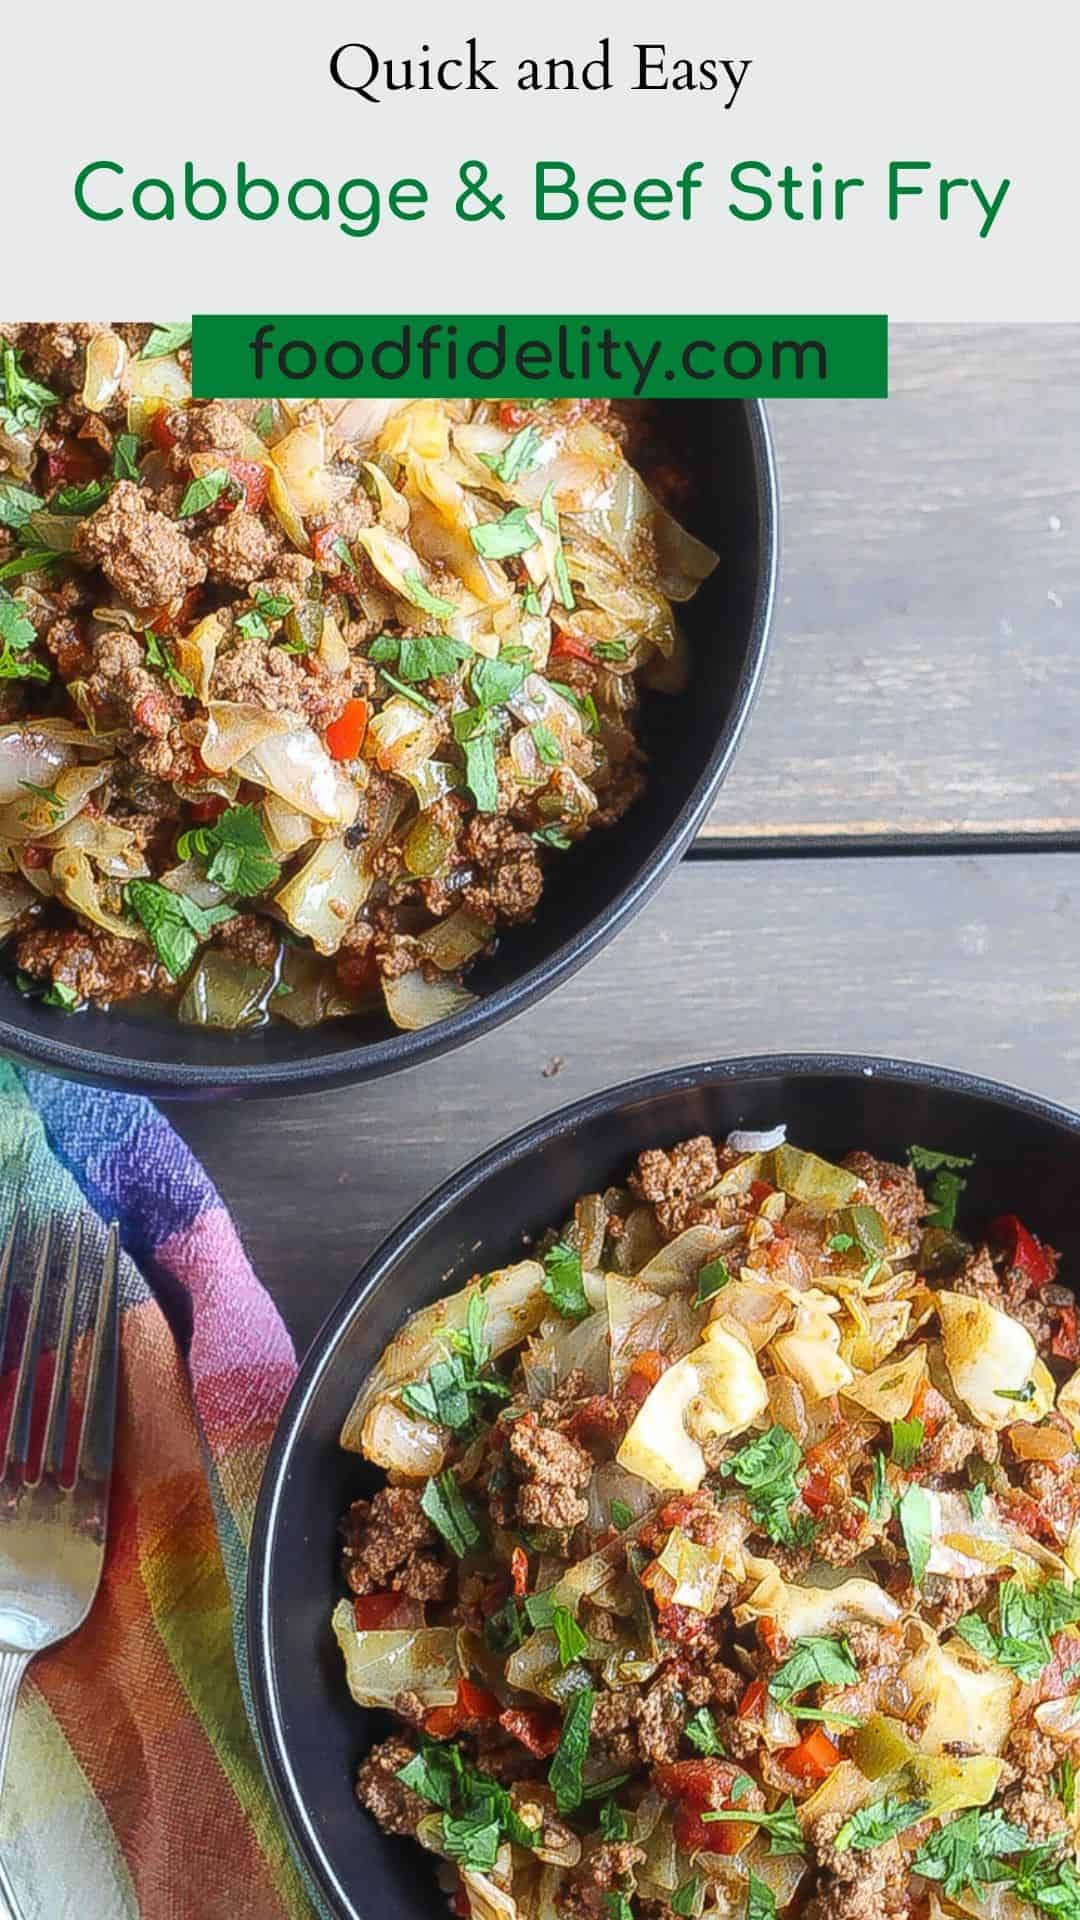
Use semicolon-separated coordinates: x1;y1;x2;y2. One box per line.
209;636;310;713
355;1737;424;1838
842;1151;927;1243
15;923;170;1004
629;1134;724;1239
198;508;284;587
559;1840;647;1920
999;1726;1068;1842
460;816;543;927
164;399;248;464
635;1667;686;1764
921;1409;997;1477
923;1573;994;1631
341;1486;448;1603
16;321;105;388
591;1689;641;1766
74;481;206;613
806;1812;912;1920
508;1412;592;1533
87;628;185;738
953;1244;1057;1352
217;914;281;971
1017;1455;1080;1546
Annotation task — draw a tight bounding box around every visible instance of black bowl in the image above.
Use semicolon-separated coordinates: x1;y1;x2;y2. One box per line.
0;401;777;1097
247;1053;1080;1920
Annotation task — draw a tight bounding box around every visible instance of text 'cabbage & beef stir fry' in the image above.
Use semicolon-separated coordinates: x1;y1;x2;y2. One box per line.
0;323;716;1028
334;1131;1080;1920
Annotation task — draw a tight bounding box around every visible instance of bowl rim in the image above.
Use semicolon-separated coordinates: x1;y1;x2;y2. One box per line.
0;400;779;1096
246;1050;1080;1918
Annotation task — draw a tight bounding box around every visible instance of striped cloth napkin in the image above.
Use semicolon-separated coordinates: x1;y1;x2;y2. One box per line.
0;1061;319;1920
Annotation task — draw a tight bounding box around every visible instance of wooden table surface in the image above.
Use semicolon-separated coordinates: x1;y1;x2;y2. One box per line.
168;324;1080;1356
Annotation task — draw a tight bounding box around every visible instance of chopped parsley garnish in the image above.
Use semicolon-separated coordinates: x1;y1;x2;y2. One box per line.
692;1255;732;1308
599;1797;628;1842
533;824;573;850
531;722;562;766
477;426;543;485
397;1737;535;1865
541;485;575;610
140;322;193;360
684;1708;725;1756
177;468;232;518
442;1813;500;1870
898;1482;933;1588
542;1241;589;1321
484;1595;525;1655
402;1294;509;1434
370;631;470;684
452;705;500;813
833;1794;930;1852
144;630;196;698
112;434;141;480
0;549;62;583
548;1687;595;1813
701;1796;804;1856
551;1604;588;1667
719;1427;815;1549
52;478;110;515
954;1577;1080;1682
0;589;49;682
908;1144;975;1231
995;1381;1036;1403
866;1450;892;1522
122;879;233;980
177;803;280;897
0;482;42;530
1054;1756;1077;1815
671;1880;701;1920
610;1498;634;1532
402;570;456;620
549;679;599;735
16;971;79;1011
829;1232;855;1253
470;506;540;560
746;1874;776;1920
331;535;359;578
0;342;58;437
604;1896;633;1920
254;401;274;438
594;639;629;663
768;1635;858;1706
236;588;293;641
471;654;530;710
379;668;438;714
890;1415;924;1468
419;1471;481;1558
966;1478;987;1519
912;1806;1031;1898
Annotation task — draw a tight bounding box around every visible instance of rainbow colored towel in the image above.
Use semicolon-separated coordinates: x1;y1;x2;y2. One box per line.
0;1061;319;1919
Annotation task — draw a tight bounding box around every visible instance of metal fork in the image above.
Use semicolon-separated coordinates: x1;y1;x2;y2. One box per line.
0;1216;119;1920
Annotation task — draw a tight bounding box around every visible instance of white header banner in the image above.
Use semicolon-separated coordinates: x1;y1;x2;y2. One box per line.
7;0;1077;321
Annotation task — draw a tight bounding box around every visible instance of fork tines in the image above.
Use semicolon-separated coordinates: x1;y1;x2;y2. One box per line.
0;1216;119;1490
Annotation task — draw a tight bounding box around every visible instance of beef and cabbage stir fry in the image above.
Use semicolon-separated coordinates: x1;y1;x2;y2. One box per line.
335;1130;1080;1920
0;323;717;1030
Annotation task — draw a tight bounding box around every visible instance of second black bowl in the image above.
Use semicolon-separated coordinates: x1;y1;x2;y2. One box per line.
247;1053;1080;1920
0;401;777;1097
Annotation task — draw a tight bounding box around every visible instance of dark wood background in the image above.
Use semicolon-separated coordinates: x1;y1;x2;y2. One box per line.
169;325;1080;1356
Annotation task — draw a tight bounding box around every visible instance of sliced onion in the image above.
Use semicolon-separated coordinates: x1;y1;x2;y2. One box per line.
383;968;477;1031
270;418;340;517
203;704;359;828
173;612;223;702
273;836;373;955
362;459;411;531
265;464;309;551
38;812;146;878
51;849;144;942
416;907;492;973
331;1602;461;1708
331;397;414;446
261;792;315;859
0;726;76;804
125;353;190;437
636;1223;743;1295
81;330;128;413
178;950;274;1029
0;764;108;845
728;1126;786;1152
366;695;441;776
201;701;287;772
274;945;369;1028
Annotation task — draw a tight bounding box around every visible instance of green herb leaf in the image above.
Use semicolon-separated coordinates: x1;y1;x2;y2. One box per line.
420;1472;481;1558
833;1794;930;1853
378;668;438;714
912;1806;1030;1899
908;1145;975;1230
235;610;270;641
541;1242;589;1322
693;1256;731;1308
402;570;456;620
684;1708;724;1757
254;402;274;438
0;549;63;583
995;1381;1036;1403
599;1797;629;1842
471;506;540;561
140;322;193;360
0;342;58;437
552;1605;588;1667
144;630;196;698
610;1499;634;1532
540;485;575;610
549;1687;595;1813
898;1483;933;1589
532;825;572;850
52;478;110;515
548;679;598;735
595;639;629;663
829;1232;855;1253
720;1427;815;1550
471;654;530;710
866;1451;891;1523
531;722;562;766
746;1873;777;1920
176;802;280;897
908;1145;976;1173
954;1577;1080;1682
122;878;233;980
0;483;42;530
460;729;499;813
966;1480;987;1520
890;1416;925;1469
112;434;141;480
484;1597;525;1655
768;1635;859;1706
442;1813;501;1871
397;1742;463;1812
477;426;543;485
1054;1755;1077;1815
671;1878;702;1920
701;1797;804;1856
397;632;471;684
604;1895;633;1920
177;468;232;518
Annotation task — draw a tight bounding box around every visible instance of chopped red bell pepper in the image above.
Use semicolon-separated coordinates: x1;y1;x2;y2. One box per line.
498;403;539;430
988;1214;1054;1289
352;1591;403;1630
510;1545;529;1599
222;458;269;516
783;1727;840;1782
801;1472;831;1516
654;1759;748;1854
749;1180;775;1207
550;629;597;665
450;1884;471;1920
423;1675;501;1738
498;1706;561;1758
737;1679;767;1719
757;1615;783;1657
325;698;369;762
148;409;178;453
624;1349;667;1407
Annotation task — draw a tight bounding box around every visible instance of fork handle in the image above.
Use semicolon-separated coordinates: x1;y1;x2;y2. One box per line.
0;1652;29;1920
